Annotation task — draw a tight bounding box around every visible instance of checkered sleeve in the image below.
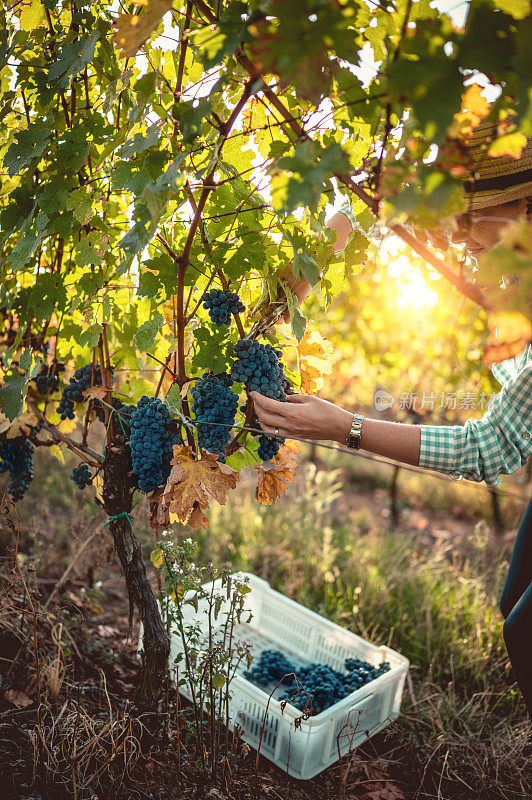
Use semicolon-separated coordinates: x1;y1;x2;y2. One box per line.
419;363;532;486
337;202;358;229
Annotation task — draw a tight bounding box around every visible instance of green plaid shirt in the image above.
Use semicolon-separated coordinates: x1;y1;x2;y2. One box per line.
418;345;531;486
337;204;532;486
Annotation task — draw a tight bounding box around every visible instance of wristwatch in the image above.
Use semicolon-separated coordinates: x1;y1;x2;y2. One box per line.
346;413;364;450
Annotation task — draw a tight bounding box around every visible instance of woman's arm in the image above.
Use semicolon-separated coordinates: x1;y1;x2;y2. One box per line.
251;362;532;485
250;392;421;466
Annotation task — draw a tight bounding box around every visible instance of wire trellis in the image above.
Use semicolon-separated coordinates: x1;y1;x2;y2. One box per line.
186;418;531;506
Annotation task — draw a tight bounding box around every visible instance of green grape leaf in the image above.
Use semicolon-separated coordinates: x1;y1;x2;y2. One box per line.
293;249;320;286
122;122;162;157
7;210;49;271
344;229;369;274
3;122;53;177
47;32;100;90
66;187;94;224
0;372;28;420
79;324;103;350
172;97;212;143
191;327;232;373
283;284;307;342
135;313;164;351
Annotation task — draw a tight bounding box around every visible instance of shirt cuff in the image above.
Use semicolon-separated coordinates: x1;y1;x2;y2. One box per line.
337;203;358;229
419;425;461;474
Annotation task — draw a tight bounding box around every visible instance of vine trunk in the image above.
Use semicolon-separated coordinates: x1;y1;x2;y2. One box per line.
102;443;169;703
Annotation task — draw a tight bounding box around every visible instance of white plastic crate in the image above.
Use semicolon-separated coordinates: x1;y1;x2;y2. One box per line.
156;572;409;780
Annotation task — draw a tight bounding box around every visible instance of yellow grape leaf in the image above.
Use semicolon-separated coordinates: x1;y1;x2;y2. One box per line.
5;411;40;439
449;84;491;140
93;471;104;503
20;0;46;31
59;416;78;435
162;445;239;526
151;548;163;569
281;438;301;457
255;446;297;506
488;132;528;159
483;311;531;365
461;84;490;119
295;329;333;394
50;444;65;464
112;0;173;59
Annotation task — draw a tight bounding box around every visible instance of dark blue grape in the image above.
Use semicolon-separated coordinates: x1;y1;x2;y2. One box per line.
57;364;102;420
244;649;391;715
231;339;291;461
257;434;282;462
129;396;177;493
231;339;286;400
191;372;238;460
201;288;245;326
34;362;65;395
0;438;34;501
70;463;93;489
244;649;296;686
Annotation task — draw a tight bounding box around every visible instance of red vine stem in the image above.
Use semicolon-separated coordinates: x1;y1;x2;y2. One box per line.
230;49;491;311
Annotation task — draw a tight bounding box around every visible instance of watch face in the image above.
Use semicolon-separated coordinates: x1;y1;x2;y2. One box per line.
347;432;360;449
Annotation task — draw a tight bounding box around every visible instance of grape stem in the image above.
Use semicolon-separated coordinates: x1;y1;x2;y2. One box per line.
26;402;103;467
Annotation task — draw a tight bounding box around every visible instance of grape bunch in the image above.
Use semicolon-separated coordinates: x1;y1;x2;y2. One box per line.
201;288;245;325
34;362;64;396
257;434;282;462
191;372;238;460
129;396;177;492
58;364;101;420
70;463;93;489
243;649;391;715
231;339;286;400
231;339;289;461
0;438;34;501
243;649;296;686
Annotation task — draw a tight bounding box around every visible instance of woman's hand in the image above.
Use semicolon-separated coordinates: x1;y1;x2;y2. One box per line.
250;391;353;444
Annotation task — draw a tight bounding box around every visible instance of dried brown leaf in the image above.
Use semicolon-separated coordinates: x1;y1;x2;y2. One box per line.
5;689;33;708
162;445;238;526
255;446;297;505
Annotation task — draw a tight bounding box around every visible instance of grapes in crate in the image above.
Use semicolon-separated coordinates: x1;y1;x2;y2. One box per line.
244;648;391;715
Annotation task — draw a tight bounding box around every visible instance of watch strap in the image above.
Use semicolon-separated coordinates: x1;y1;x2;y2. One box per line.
346;413;364;449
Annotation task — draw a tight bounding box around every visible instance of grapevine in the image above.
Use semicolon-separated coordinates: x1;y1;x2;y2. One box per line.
95;398;137;434
201;289;245;326
191;372;238;460
129;396;177;492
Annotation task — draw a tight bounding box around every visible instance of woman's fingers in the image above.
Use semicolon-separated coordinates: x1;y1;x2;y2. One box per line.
256;412;286;430
250;391;291;414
